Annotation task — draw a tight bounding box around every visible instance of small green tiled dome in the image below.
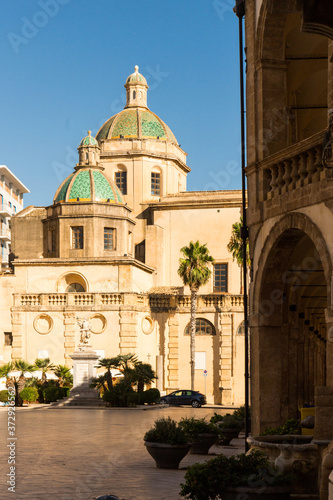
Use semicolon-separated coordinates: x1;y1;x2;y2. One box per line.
54;168;123;204
96;108;178;144
126;65;147;86
79;130;98;147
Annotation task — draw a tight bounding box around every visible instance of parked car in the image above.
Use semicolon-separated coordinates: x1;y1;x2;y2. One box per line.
159;390;206;408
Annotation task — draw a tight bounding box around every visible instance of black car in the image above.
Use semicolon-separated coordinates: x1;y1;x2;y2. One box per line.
159;390;206;408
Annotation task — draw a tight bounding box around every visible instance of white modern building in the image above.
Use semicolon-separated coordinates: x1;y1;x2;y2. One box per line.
0;166;29;268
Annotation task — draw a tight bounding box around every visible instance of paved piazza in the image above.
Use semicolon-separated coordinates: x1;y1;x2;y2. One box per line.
0;406;244;500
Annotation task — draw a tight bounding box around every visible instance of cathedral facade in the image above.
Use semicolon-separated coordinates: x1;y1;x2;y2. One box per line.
0;67;245;405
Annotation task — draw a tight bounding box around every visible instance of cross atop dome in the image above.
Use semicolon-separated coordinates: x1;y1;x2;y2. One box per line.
125;65;149;109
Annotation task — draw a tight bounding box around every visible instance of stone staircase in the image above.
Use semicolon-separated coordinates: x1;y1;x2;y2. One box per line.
50;395;108;407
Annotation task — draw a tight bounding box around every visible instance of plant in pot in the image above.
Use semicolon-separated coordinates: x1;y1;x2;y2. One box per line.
210;412;243;446
179;417;219;454
180;449;294;500
144;417;190;469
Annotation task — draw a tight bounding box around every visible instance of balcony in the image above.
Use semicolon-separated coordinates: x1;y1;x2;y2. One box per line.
255;130;333;219
0;204;13;216
0;228;11;240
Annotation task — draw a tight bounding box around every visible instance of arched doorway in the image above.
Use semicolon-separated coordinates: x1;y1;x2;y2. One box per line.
251;214;331;434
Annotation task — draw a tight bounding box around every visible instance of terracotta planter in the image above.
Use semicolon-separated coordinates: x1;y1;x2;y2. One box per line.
144;441;190;469
218;428;240;446
222;485;291;499
189;433;218;454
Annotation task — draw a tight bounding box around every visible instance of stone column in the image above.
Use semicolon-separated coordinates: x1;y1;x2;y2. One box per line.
288;325;299;419
64;312;76;366
167;313;179;392
11;311;23;360
219;314;233;406
309;335;315;405
297;332;305;409
119;309;137;354
304;333;310;404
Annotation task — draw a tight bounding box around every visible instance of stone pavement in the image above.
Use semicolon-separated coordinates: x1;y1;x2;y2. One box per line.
0;405;245;500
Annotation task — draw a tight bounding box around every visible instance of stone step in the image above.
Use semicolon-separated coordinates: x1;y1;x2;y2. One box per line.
290;495;319;499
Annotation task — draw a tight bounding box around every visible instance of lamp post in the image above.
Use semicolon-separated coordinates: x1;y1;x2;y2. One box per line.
234;0;250;451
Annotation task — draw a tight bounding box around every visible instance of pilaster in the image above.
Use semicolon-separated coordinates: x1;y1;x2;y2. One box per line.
219;313;233;405
11;311;22;360
119;309;137;353
63;312;76;365
167;314;179;391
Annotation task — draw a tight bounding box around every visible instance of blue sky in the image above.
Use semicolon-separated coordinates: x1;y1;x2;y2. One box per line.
1;0;243;207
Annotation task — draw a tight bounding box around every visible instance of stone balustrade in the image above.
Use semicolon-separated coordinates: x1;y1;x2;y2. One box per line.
261;131;327;201
15;292;125;308
15;292;245;311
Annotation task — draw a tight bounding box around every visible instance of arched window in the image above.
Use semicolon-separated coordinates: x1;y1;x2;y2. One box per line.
66;283;85;293
115;166;127;195
184;318;216;336
133;90;136;99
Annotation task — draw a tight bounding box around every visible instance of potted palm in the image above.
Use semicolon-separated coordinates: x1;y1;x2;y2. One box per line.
180;450;294;499
210;412;243;446
179;417;219;454
144;417;190;469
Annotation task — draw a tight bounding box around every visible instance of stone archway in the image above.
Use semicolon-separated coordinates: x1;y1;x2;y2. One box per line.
250;212;332;435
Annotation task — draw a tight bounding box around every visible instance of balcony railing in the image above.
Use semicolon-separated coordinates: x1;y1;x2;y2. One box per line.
15;292;245;311
16;292;125;307
260;131;327;201
0;228;11;240
0;204;13;216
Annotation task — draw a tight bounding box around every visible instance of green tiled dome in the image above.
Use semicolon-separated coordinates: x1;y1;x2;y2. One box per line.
96;108;178;144
79;131;98;147
54;169;123;204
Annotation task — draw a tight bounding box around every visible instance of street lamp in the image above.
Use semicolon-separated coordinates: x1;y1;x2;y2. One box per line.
234;0;250;451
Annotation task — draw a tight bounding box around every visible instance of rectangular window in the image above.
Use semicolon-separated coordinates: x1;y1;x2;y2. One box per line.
104;228;115;250
151;172;161;196
115;171;127;195
71;226;83;249
4;332;13;346
214;263;228;292
48;229;56;252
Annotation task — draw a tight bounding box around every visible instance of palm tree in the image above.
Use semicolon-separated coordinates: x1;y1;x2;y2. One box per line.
0;362;14;389
178;241;214;390
227;217;250;293
132;362;156;393
227;217;250;266
90;373;108;393
96;357;121;390
52;365;73;387
14;360;36;406
34;358;55;385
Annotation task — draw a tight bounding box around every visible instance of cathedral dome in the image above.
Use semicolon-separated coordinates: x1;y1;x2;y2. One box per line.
79;131;98;147
96;66;178;144
96;108;178;144
54;168;123;204
126;65;148;86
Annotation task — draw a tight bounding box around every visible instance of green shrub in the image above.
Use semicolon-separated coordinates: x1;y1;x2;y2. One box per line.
179;417;219;440
43;386;68;403
144;417;188;445
180;450;294;499
0;390;9;402
262;418;301;436
233;404;251;422
102;379;134;407
127;392;140;407
216;413;243;430
19;387;38;403
140;388;160;404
